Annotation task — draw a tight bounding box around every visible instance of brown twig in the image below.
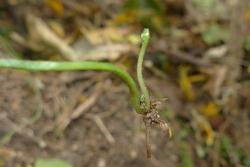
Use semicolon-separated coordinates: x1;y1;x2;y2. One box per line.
166;50;210;67
151;46;210;67
90;115;115;144
144;119;152;158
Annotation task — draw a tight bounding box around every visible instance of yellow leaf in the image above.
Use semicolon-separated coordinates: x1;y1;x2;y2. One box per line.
245;9;250;22
200;102;219;118
192;110;215;146
179;66;195;101
198;121;214;146
46;0;64;15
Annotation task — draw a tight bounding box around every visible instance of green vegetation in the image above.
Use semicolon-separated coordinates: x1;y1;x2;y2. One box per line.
34;159;72;167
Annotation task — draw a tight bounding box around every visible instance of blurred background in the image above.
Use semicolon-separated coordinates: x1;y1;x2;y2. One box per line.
0;0;250;166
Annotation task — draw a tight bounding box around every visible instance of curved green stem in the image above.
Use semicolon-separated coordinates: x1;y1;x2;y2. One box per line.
0;59;141;113
0;29;151;114
137;28;150;110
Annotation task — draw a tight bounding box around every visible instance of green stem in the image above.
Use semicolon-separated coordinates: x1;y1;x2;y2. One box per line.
0;59;142;113
0;30;151;114
137;28;150;110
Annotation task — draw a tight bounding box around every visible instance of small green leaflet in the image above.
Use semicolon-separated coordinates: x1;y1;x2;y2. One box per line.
34;159;73;167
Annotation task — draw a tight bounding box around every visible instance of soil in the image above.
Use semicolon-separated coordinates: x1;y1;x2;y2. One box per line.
0;69;179;167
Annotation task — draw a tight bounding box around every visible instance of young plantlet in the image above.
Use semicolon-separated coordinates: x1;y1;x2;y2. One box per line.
0;28;171;157
137;29;172;157
137;28;150;112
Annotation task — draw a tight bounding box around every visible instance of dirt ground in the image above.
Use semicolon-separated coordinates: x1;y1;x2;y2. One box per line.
0;66;249;167
0;69;181;167
1;0;250;167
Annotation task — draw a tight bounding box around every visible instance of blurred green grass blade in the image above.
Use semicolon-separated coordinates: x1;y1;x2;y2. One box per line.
180;142;194;167
219;135;232;159
34;159;73;167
